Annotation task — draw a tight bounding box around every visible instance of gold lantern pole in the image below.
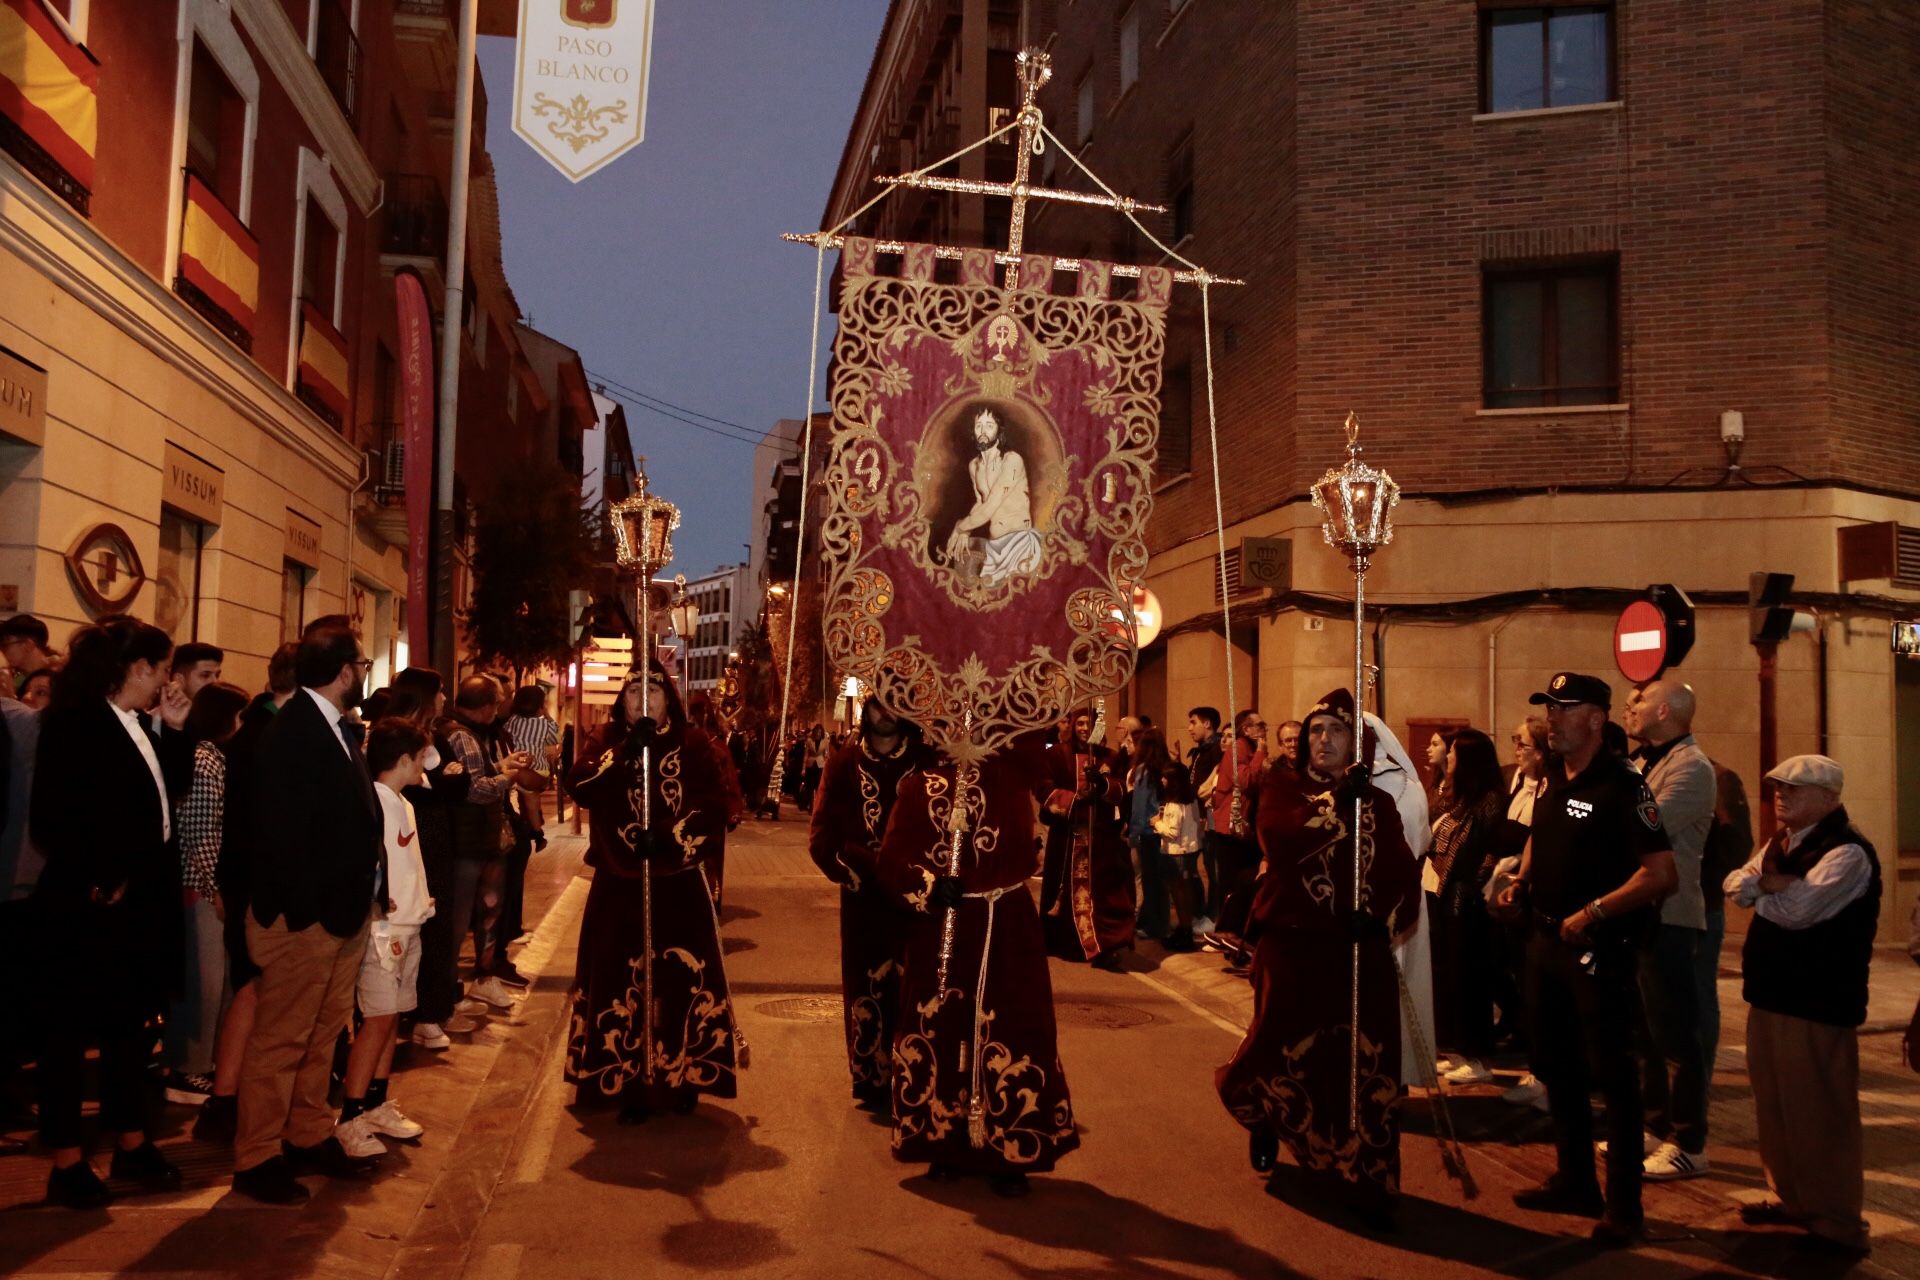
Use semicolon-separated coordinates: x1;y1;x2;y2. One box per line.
1310;413;1399;1133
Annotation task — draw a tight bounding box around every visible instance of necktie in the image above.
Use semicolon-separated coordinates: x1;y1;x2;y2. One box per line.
341;717;366;750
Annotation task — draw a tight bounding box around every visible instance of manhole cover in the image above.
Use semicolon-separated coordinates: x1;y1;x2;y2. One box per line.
755;996;843;1022
1055;1001;1154;1030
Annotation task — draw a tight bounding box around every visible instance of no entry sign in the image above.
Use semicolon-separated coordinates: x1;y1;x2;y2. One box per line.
1614;600;1669;683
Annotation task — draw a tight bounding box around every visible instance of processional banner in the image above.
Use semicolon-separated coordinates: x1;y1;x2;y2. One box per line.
821;239;1173;761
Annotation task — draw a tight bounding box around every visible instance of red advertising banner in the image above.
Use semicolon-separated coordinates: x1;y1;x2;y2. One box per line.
394;270;435;657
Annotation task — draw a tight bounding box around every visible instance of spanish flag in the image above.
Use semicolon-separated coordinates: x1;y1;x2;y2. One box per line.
178;170;259;335
0;0;97;191
298;300;350;422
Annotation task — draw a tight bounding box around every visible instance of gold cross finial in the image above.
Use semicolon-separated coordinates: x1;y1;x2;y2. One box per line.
1343;411;1360;453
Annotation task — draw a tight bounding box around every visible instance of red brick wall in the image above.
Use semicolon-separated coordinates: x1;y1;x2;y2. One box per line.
1034;0;1911;558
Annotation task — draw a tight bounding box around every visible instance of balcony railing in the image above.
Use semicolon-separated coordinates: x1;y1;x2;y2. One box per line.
314;0;360;125
381;174;447;261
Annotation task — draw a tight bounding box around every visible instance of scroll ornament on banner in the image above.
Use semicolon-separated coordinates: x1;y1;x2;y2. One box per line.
820;238;1173;762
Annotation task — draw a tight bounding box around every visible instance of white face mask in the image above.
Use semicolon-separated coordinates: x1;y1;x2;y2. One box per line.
423;743;442;773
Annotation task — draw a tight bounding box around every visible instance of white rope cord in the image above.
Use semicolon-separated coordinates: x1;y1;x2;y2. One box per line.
1041;120;1240;806
772;116;1026;753
775;241;827;753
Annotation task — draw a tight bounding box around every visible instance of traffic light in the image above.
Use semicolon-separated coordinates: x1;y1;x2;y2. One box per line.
1647;583;1696;668
1749;572;1797;645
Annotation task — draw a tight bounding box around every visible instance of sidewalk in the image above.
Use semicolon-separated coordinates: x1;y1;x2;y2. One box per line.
1133;929;1920;1274
0;828;591;1278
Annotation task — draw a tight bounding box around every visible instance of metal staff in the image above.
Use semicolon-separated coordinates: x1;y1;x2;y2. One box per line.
1310;413;1398;1132
936;706;976;995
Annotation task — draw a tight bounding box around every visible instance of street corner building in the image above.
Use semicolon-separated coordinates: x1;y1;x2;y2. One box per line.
823;0;1920;944
0;1;614;689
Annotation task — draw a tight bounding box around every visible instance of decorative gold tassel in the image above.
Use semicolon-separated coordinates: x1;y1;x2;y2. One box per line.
968;1095;987;1148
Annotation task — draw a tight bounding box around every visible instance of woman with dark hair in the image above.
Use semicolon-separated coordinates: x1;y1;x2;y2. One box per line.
565;660;744;1123
387;669;477;1049
1153;752;1206;952
1125;729;1174;946
30;615;191;1207
1428;727;1508;1086
162;680;251;1105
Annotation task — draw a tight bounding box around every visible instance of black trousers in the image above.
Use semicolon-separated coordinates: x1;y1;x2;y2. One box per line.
1431;892;1497;1060
1525;929;1645;1221
39;996;154;1150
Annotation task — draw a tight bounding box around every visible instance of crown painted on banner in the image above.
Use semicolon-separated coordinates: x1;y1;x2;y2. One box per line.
978;365;1019;400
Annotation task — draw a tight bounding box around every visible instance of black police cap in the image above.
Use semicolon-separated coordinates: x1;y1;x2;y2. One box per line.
1528;671;1613;711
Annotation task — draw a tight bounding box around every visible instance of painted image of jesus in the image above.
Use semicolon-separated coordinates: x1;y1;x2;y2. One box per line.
940;407;1044;585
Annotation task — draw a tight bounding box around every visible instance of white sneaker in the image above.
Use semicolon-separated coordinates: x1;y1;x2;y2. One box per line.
1642;1141;1708;1181
1597;1131;1660;1157
1434;1054;1464;1075
1500;1073;1546;1106
1191;916;1216;935
445;1014;481;1034
335;1113;388;1159
361;1100;425;1142
468;977;518;1009
1442;1059;1494;1085
453;997;490;1016
411;1022;452;1051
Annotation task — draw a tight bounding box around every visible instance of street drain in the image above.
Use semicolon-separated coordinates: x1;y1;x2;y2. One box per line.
1055;1002;1154;1030
755;996;843;1022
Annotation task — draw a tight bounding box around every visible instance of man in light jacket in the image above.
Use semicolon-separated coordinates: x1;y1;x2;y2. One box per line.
1624;679;1717;1181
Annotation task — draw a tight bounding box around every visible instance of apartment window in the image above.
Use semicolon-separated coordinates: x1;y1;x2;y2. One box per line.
1167;130;1194;242
1118;6;1140;94
281;561;310;642
1158;361;1192;479
1481;5;1613;113
155;512;203;641
1483;262;1618;407
300;194;339;317
1076;73;1094;145
187;42;247;212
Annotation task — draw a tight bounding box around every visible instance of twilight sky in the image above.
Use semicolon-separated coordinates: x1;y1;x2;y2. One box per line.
475;2;888;577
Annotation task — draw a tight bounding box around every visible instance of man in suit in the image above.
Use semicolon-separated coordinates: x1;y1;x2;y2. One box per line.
232;624;381;1204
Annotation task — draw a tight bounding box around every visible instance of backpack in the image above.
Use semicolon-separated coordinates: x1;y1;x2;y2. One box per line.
1700;760;1754;894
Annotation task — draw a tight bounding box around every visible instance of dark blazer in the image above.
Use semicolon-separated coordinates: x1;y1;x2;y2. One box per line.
248;688;380;938
30;698;192;1003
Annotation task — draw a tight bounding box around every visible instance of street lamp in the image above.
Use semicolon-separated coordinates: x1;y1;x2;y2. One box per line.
668;573;699;695
1309;411;1399;1136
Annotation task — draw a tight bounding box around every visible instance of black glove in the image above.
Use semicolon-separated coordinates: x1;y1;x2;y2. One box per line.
622;717;658;756
1334;762;1371;805
628;828;654;861
1344;909;1389;943
930;876;965;909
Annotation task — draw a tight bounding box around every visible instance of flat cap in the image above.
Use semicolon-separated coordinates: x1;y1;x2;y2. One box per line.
1766;754;1844;794
1528;671;1613;711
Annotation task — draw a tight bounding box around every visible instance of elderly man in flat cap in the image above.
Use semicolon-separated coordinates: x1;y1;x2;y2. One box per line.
1725;754;1879;1257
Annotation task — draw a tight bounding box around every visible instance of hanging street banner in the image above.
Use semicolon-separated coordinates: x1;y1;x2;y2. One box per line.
820;240;1173;762
512;0;656;183
394;270;435;656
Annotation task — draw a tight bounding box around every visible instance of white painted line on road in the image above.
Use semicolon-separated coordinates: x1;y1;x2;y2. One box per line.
468;1242;526;1280
1123;968;1249;1039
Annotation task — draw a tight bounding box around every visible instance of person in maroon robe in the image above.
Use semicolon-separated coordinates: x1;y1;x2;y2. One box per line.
879;736;1079;1196
565;662;746;1125
808;699;932;1111
1216;687;1422;1230
1036;708;1136;971
686;692;746;909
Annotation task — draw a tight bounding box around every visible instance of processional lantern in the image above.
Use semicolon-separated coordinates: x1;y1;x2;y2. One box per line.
610;457;680;575
1311;412;1399;572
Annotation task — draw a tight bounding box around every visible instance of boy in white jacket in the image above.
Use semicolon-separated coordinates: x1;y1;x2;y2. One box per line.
337;719;437;1158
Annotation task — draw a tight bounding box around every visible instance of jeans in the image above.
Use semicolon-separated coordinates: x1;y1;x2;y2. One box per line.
497;836;532;957
417;853;483;1024
1640;923;1710;1154
164;895;230;1076
1527;930;1645;1220
1696;908;1725;1071
1132;832;1170;938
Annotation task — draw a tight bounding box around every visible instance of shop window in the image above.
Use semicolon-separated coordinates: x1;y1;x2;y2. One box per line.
281;560;310;643
187;41;247;214
1483;261;1619;407
1481;4;1614;113
155;511;203;641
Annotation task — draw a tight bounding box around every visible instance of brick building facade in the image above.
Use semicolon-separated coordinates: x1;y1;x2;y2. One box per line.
827;0;1920;935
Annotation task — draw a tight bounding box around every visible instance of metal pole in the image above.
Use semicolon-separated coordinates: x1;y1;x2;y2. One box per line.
1350;556;1367;1133
431;0;479;675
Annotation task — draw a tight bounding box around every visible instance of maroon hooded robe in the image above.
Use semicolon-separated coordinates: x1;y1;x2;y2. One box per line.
1036;737;1137;961
1216;689;1421;1196
879;741;1080;1175
565;687;744;1106
809;733;931;1103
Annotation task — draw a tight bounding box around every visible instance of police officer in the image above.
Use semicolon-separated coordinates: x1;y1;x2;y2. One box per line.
1498;672;1678;1248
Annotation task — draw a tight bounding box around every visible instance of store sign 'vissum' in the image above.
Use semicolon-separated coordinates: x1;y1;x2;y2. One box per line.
512;0;656;183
